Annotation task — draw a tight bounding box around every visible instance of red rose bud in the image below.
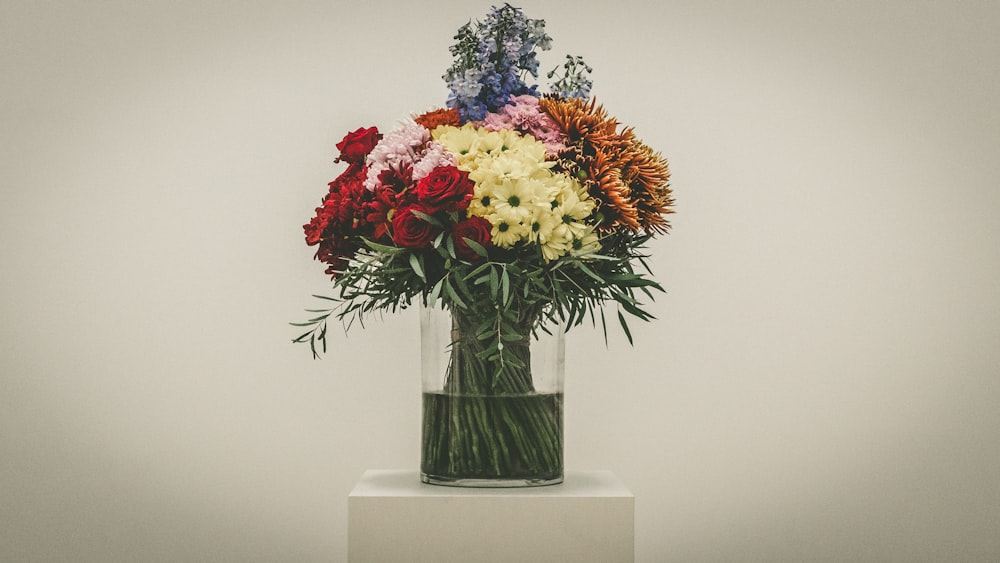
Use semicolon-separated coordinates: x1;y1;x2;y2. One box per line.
452;216;492;260
414;165;475;213
391;205;439;249
335;127;381;165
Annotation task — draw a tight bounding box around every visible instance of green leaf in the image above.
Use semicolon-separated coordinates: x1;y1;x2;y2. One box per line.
617;310;634;345
637;255;654;275
616;294;655;320
432;231;445;248
428;277;444;307
463;237;489;258
452;270;474;300
465;261;492;280
600;307;609;347
408;253;426;282
488;266;499;300
500;267;510;306
362;239;403;255
576;262;605;283
410;209;444;227
443;279;467;309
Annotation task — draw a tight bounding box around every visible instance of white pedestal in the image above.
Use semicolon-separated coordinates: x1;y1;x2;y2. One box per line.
348;469;634;563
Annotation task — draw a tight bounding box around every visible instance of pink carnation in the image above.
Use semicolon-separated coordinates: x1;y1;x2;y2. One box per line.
364;119;457;190
364;119;430;190
412;141;457;181
480;94;566;155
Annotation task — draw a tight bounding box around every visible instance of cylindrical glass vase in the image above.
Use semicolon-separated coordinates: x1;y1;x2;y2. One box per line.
420;303;565;487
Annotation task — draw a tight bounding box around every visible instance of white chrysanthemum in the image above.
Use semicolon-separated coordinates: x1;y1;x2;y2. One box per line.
571;230;601;256
539;230;572;261
549;173;581;201
528;207;559;245
500;128;548;162
553;185;594;232
434;123;598;256
473;129;505;156
489;216;531;248
470;152;525;184
490;177;537;224
433;123;482;162
467;184;496;217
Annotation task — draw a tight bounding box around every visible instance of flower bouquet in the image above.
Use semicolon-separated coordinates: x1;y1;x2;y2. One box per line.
295;4;673;486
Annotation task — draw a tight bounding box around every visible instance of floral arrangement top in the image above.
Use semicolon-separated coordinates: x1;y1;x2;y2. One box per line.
296;4;673;366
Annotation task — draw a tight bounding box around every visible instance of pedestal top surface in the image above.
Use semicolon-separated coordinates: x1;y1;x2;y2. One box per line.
349;469;632;498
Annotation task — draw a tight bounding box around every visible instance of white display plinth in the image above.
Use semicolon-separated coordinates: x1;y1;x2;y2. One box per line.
348;469;634;563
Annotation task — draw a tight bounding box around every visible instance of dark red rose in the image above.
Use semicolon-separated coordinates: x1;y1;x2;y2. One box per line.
303;163;373;278
303;213;326;246
392;205;439;249
414;165;474;213
335;127;381;165
452;216;492;260
362;184;397;241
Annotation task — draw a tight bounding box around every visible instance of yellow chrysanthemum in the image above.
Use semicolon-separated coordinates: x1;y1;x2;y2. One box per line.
432;123;481;162
489;216;531;247
434;124;599;258
571;230;601;256
491;177;542;224
528;207;559;245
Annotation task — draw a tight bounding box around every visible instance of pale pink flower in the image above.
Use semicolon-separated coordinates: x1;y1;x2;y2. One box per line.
364;119;431;190
411;141;456;181
479;94;566;155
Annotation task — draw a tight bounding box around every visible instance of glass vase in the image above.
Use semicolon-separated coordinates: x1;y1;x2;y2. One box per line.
420;302;565;487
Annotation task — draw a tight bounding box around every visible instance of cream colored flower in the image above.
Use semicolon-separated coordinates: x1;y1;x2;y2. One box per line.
528;207;558;245
467;184;496;218
491;177;538;224
434;123;599;258
474;129;505;156
470;152;525;185
433;124;481;163
571;230;601;256
539;230;572;261
489;215;530;247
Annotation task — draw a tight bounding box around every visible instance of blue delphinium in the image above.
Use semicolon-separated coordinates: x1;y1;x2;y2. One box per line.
443;4;553;122
547;55;594;99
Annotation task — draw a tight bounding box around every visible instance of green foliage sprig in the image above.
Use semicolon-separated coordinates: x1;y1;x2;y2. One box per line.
293;227;663;361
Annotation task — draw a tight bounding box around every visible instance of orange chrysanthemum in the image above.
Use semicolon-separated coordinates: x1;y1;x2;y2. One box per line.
414;108;461;130
623;142;673;232
540;96;673;233
591;148;640;230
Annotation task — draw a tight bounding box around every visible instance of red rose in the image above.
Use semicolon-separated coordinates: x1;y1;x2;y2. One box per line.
452;216;492;260
303;164;365;246
414;165;474;213
335;127;381;165
392;205;439;249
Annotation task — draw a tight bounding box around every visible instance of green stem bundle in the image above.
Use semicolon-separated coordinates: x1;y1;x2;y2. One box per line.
421;306;563;483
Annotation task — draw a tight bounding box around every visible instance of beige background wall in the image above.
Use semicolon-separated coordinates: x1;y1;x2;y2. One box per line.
3;1;998;561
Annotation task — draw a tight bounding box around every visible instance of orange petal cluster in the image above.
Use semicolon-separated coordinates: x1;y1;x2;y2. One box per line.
414;108;461;130
539;97;673;233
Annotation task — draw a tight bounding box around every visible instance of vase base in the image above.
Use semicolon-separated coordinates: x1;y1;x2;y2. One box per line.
420;473;563;488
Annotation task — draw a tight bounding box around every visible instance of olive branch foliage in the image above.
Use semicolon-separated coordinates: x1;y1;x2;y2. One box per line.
292;220;663;363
